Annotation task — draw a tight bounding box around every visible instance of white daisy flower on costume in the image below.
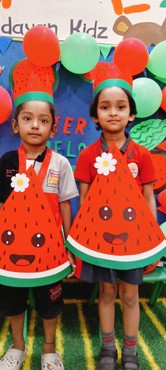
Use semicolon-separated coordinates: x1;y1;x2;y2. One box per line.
94;152;117;176
11;173;30;192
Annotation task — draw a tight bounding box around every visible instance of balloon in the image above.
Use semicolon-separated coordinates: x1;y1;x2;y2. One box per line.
23;25;60;67
60;32;100;74
132;78;162;118
114;38;149;76
0;86;12;124
160;87;166;111
147;40;166;79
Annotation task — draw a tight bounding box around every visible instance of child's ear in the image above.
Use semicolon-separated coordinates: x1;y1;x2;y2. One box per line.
93;117;98;123
49;123;57;138
128;114;135;123
12;119;19;134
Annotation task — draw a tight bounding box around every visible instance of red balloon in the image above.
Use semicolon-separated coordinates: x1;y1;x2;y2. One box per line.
23;25;60;67
114;38;149;76
0;86;12;124
161;86;166;111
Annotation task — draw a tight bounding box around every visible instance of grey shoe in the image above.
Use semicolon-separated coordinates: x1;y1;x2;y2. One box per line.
122;354;140;370
96;348;117;370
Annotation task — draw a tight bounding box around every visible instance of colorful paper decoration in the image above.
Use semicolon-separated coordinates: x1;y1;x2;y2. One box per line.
0;166;71;287
158;189;166;214
151;151;166;193
130;119;166;150
66;145;166;270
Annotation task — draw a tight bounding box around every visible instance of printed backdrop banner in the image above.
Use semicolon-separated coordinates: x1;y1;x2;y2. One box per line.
0;0;166;45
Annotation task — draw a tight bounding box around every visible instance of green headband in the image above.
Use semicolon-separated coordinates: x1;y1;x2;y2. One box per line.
14;92;54;108
94;79;133;96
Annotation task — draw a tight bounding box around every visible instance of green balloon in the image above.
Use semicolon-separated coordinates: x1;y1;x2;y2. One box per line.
147;40;166;78
60;32;100;74
133;78;162;118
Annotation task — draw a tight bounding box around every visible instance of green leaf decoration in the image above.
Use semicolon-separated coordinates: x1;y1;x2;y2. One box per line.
130;119;166;150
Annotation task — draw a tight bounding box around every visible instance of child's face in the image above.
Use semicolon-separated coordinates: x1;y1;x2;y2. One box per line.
12;101;55;146
94;87;135;133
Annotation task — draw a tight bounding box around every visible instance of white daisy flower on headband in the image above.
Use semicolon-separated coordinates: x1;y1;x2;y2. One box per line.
94;152;117;176
11;173;30;192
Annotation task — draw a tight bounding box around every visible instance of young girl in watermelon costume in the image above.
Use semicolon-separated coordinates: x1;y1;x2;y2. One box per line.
66;62;166;370
0;42;78;370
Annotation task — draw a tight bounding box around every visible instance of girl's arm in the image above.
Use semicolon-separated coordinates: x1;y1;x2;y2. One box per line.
142;183;156;219
59;200;72;238
79;182;90;206
142;182;158;272
59;200;76;278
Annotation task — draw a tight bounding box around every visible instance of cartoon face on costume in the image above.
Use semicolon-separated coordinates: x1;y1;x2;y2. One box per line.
0;167;70;286
72;173;161;255
66;145;166;269
1;222;58;272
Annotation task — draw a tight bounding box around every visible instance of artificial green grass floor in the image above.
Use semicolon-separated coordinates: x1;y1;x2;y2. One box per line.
0;281;165;370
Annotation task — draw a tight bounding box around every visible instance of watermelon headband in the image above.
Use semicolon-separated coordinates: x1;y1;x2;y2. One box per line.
93;61;133;97
10;59;55;107
94;79;133;96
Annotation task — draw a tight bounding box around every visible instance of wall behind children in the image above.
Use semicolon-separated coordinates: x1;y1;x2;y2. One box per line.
0;0;166;226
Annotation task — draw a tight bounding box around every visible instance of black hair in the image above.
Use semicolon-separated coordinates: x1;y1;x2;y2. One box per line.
14;102;55;126
89;88;137;131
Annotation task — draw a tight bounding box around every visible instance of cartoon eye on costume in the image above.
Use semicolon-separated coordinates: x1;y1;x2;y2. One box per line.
31;233;45;247
123;207;136;221
99;206;113;220
1;230;15;245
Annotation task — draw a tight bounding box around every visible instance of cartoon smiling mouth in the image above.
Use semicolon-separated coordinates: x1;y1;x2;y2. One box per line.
10;254;35;266
103;232;128;245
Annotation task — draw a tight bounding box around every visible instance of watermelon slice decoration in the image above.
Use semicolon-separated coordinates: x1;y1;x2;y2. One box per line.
66;144;166;270
0;167;71;287
151;146;166;193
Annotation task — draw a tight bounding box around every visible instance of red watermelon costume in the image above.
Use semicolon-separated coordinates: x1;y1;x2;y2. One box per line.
0;164;71;287
66;144;166;269
0;50;75;287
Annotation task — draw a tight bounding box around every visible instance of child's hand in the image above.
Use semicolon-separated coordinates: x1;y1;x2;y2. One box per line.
66;250;76;278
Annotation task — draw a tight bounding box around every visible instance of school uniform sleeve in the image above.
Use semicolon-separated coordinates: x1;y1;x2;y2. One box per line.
74;148;92;183
0;156;5;203
139;148;156;185
74;140;101;184
58;155;79;202
0;151;18;203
